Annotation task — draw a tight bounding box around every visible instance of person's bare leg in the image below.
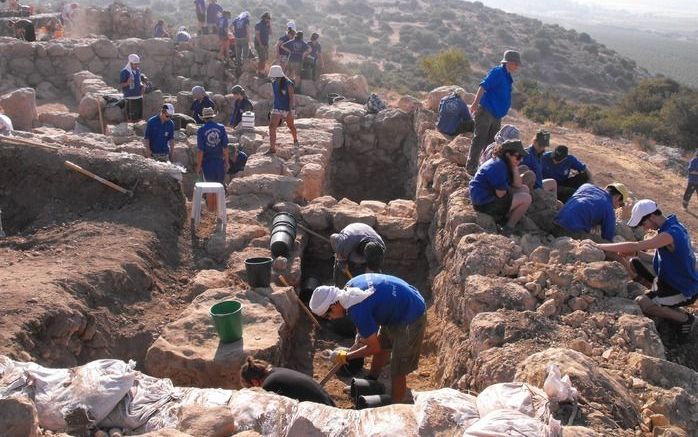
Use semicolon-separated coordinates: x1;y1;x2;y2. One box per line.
268;114;280;152
391;375;407;403
369;350;390;378
636;295;689;323
286;115;298;142
506;190;532;228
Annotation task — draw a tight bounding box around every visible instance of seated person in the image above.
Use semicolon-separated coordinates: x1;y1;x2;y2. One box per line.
596;199;698;342
175;26;191;43
542;145;592;202
227;143;247;176
190;85;215;124
479;124;520;166
330;223;385;288
521;130;557;193
240;356;335;406
154;19;170;38
229;85;253;128
436;91;473;136
553;182;628;242
469;139;532;235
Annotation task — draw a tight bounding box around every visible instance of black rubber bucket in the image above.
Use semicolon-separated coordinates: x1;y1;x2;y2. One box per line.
245;257;273;288
270;212;297;258
351;378;386;405
357;394;391;409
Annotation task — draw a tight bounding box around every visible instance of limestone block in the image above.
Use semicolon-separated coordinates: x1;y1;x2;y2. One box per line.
177;405;236;437
104;106;125;124
73;44;96;64
92;38;119;58
299;163;324;200
376;215;416;240
143;91;164;121
317;73;369;102
561;426;602;436
300;203;330;231
453;233;523;278
425;85;468;111
310;195;338;208
315;101;366;122
0;396;40;437
359;200;387;215
386;199;416;218
416;195;434;223
229;174;303;204
549;237;605;264
241;154;285;177
38;112;78;131
116;38;145;58
0;87;37;131
397;95;422;113
144;287;291;388
576;261;628;296
374;108;412;148
6;39;35;58
331;198;377;230
616;315;665;359
188;270;228;299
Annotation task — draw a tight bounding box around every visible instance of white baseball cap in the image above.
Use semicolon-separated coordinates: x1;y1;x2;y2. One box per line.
162;103;175;116
627;199;658;227
268;65;285;78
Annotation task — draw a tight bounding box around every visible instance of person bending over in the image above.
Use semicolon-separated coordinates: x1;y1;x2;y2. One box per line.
330;222;386;288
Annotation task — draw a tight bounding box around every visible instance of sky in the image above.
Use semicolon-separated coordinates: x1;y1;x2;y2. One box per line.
565;0;697;16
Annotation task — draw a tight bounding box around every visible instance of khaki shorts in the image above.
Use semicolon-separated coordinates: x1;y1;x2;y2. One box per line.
378;313;426;378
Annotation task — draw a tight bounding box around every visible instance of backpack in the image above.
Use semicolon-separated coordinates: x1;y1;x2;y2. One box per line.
366;93;386;114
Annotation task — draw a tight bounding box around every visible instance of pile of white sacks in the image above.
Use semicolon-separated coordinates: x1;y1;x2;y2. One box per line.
0;356;563;436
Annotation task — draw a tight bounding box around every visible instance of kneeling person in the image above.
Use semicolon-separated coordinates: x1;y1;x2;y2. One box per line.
196;107;229;212
310;273;427;404
330;222;386;288
596;200;698;341
553;182;628;242
240;356;335;406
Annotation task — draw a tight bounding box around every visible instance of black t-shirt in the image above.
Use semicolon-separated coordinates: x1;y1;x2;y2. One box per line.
262;368;335;406
15;19;35;42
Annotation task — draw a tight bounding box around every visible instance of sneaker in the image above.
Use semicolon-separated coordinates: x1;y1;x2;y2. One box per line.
678;313;695;343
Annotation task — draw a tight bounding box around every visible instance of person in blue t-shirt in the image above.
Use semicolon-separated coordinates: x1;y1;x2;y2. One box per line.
229;84;253;128
144;104;175;162
309;273;427;404
254;12;271;76
281;31;310;87
520;130;557;193
542;145;592;203
469;140;532;235
190;86;215;124
119;53;144;122
227;143;247;179
554;183;628;242
436;91;473;136
682;150;698;210
597;199;698;342
217;10;231;60
466;50;521;175
276;28;296;67
232;11;251;66
267;65;299;154
206;0;223;29
194;0;206;34
196;107;229;212
307;33;323;81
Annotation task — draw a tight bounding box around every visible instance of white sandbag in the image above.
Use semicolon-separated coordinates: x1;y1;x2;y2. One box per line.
135;386;234;433
543;364;578;403
463;409;555;437
27;359;136;431
413;388;480;434
476;382;551;422
99;373;177;431
229;388;298;436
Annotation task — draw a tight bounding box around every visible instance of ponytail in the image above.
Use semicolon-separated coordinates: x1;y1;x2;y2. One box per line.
240;356;271;385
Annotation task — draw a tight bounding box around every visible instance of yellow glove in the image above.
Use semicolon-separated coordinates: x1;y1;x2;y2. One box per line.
332;349;348;365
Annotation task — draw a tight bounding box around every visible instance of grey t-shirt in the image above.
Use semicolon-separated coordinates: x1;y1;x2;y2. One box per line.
332;223;385;263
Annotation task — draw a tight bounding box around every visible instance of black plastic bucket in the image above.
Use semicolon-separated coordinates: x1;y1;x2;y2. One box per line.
245;257;273;288
270;212;297;258
351;378;386;405
357;394;391;409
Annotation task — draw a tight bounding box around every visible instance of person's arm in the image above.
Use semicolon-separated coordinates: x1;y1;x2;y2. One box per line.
143;123;152;157
302;46;311;59
508;155;524;189
346;333;381;360
167;124;174;161
119;70;131;89
280;40;291;54
222;128;230;173
597;232;673;254
288;83;296;114
470;86;484;114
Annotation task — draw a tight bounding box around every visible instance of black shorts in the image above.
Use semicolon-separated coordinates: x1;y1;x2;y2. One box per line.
473;191;513;223
631;258;698;308
196;11;205;23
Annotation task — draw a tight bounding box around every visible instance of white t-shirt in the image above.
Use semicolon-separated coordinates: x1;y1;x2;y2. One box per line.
0;114;14;132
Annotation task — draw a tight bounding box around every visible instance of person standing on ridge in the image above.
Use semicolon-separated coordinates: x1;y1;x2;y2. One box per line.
254;12;272;76
231;11;251;67
466;50;521;176
682;150;698;210
267;65;299;154
119;53;145;122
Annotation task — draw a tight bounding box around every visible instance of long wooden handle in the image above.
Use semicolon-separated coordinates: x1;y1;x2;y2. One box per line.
279;275;321;328
64;161;132;196
319;362;343;386
0;136;60;150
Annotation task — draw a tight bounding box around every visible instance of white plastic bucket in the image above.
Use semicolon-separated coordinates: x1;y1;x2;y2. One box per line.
241;111;255;128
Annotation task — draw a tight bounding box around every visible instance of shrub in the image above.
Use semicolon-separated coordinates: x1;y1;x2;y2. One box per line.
419;48;471;86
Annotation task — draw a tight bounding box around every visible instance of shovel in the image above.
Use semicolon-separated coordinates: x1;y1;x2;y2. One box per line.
64;161;135;197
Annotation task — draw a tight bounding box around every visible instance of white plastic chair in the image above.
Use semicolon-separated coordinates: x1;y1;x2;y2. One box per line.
192;182;226;230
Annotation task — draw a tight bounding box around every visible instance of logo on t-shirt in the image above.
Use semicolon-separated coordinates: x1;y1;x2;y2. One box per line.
205;129;221;148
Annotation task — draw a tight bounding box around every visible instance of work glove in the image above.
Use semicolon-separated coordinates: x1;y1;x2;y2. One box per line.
321;348;348;365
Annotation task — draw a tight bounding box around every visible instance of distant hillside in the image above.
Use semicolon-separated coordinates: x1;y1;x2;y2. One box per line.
79;0;650;103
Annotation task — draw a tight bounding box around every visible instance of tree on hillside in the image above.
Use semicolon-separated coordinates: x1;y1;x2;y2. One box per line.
419;48;471;86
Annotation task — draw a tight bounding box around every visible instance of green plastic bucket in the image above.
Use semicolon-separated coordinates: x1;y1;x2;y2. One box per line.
210;300;243;343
